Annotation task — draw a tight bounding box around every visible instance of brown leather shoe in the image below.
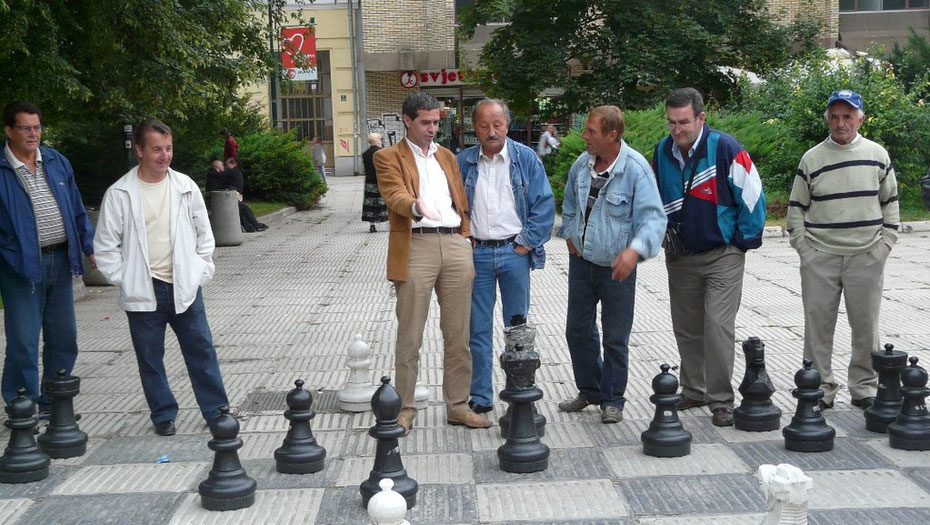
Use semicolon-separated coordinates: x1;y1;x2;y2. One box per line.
447;409;492;429
397;413;414;436
712;407;734;427
676;396;708;410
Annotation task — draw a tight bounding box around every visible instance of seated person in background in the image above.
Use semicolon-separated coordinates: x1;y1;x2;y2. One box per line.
223;157;268;233
206;160;227;192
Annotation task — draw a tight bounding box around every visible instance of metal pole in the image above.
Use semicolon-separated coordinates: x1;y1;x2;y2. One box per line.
268;2;278;128
356;0;369;165
347;0;360;176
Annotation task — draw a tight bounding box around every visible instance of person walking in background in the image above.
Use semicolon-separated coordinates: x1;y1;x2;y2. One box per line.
537;124;560;157
788;90;899;411
457;98;554;414
362;133;388;232
311;136;327;184
652;87;766;427
221;128;238;161
0;101;95;415
95;119;229;437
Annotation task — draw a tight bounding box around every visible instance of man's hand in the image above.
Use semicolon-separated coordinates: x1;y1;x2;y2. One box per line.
611;248;639;281
87;254;97;269
415;198;440;221
566;238;580;257
514;244;530;256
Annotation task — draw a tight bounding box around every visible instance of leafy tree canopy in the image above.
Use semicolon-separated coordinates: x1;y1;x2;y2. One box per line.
458;0;822;116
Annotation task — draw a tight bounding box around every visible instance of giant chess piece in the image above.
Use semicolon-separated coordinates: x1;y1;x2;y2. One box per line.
414;380;429;410
757;463;813;525
367;478;411;525
198;406;256;511
0;388;50;483
498;316;546;438
339;334;378;412
275;379;326;473
38;369;88;458
360;377;418;509
497;337;550;473
888;356;930;451
865;343;908;434
641;364;692;457
783;359;835;452
734;337;782;432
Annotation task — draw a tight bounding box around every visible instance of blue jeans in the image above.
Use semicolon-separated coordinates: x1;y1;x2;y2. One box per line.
565;255;636;410
126;280;228;424
469;241;531;407
0;245;78;408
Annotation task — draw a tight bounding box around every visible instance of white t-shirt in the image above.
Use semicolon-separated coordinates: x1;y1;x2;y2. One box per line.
139;177;174;283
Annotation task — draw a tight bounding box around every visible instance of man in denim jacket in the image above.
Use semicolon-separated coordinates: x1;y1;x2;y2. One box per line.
457;99;555;414
557;106;666;424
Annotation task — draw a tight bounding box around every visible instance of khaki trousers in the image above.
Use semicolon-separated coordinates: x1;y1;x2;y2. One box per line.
798;240;888;402
393;232;475;419
666;244;745;410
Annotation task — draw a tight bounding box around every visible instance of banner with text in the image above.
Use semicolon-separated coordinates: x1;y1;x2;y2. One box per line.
281;27;317;81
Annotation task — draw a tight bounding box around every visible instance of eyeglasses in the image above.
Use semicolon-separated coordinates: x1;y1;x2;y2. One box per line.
13;125;42;133
667;119;696;130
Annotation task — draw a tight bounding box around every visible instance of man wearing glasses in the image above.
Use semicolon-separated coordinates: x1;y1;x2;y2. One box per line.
0;101;95;415
652;88;766;427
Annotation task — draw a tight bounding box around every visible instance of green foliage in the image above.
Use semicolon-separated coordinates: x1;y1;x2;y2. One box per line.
458;0;822;116
732;53;930;198
203;129;325;210
543;131;586;213
889;27;930;99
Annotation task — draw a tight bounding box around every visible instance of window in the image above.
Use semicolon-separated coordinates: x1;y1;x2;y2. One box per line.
840;0;928;10
277;50;333;144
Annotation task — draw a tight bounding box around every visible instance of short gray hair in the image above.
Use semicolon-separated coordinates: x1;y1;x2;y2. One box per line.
823;107;865;120
472;98;510;126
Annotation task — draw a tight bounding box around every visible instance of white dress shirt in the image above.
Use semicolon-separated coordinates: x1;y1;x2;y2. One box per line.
472;143;522;240
406;138;461;228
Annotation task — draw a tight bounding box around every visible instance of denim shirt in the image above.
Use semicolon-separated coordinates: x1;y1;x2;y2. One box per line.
458;138;555;269
558;140;667;267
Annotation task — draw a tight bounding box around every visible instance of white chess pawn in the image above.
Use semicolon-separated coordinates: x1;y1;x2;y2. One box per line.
414;380;429;410
757;463;813;525
367;478;410;525
338;334;378;412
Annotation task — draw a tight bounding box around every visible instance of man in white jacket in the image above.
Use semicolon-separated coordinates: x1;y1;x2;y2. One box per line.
94;120;229;437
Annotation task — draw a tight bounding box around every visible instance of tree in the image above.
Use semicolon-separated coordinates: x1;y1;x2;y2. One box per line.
0;0;307;198
458;0;822;116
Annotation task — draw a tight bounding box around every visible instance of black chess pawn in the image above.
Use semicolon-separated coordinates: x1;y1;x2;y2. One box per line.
198;406;256;511
38;369;88;458
274;379;326;474
0;388;50;483
497;342;549;473
865;343;908;434
888;356;930;451
641;364;692;457
360;377;418;509
783;359;835;452
733;337;782;431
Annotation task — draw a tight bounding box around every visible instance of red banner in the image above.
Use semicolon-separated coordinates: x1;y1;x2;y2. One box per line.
280;27;317;81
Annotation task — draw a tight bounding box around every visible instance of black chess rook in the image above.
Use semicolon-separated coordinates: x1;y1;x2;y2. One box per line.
38;369;88;458
360;377;418;509
783;359;835;452
888;356;930;451
198;406;256;511
0;388;50;483
275;379;326;474
865;343;908;434
641;364;692;458
733;337;781;432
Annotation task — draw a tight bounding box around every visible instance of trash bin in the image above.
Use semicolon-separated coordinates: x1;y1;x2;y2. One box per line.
209;190;243;247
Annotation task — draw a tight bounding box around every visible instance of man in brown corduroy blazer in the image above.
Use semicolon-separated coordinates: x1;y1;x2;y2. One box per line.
375;92;491;435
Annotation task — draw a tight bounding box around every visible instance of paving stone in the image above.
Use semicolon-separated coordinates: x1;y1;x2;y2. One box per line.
495;521;631;525
404;484;479;524
84;434;212;465
336;452;472;486
51;463;207;495
807;508;930;525
867;439;930;467
618;474;765;515
477;479;628;522
827;408;882;438
168;488;324;525
905;468;930;494
808;469;930;509
313;486;375;524
730;438;894;471
637;516;765;525
343;425;471;456
603;443;750;478
584;416;719;447
239;458;341;489
0;498;32;525
473;448;613;483
0;465;75;499
17;493;181;525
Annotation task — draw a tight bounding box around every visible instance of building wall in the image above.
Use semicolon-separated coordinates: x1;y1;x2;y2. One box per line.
767;0;839;42
366;71;417;120
839;9;930;51
362;0;456;71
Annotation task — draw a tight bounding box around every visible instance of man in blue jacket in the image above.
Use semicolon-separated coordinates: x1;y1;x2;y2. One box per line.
457;99;555;413
557;106;666;424
652;88;766;427
0;101;95;413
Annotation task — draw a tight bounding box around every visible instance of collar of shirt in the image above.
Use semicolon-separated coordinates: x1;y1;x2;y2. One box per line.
671;127;704;170
478;142;510;164
587;146;621;179
826;133;861;148
405;137;438;159
4;142;42;170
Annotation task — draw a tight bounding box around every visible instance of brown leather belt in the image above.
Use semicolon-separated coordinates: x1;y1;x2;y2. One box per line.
411;227;460;234
41;242;67;254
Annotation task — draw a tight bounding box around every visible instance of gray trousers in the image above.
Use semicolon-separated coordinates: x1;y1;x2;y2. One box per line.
798;239;888;403
666;244;745;410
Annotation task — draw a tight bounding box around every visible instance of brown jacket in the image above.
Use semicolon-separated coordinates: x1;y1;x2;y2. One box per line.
375;140;470;281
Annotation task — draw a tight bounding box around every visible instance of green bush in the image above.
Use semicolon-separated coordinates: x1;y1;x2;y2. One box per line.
203;129;325;210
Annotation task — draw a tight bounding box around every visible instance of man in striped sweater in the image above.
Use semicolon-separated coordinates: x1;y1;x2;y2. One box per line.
787;90;899;411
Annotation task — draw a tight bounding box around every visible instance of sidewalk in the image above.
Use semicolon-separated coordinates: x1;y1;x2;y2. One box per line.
1;176;929;524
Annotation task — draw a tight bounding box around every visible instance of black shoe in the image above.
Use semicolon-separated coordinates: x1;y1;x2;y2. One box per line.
851;396;875;409
256;224;269;231
468;400;493;414
369;223;377;233
676;397;708;410
154;420;176;436
818;399;834;411
712;407;734;427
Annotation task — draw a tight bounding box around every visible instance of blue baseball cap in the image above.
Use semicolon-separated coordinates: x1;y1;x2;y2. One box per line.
827;90;864;111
